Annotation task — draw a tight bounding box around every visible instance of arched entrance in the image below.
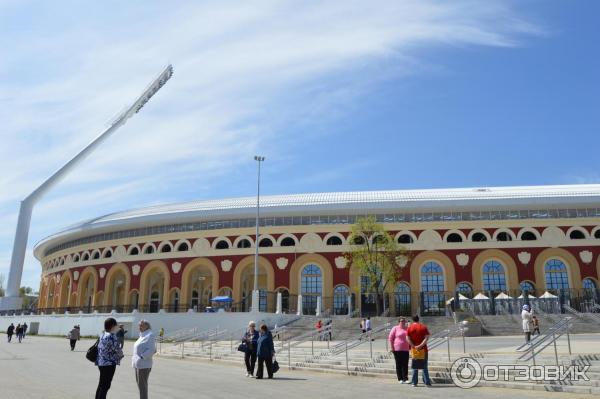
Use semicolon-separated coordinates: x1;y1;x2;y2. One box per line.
233;256;275;312
181;258;219;311
139;261;170;313
104;264;131;311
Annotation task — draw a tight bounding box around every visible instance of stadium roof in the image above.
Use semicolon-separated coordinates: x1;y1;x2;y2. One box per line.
33;184;600;258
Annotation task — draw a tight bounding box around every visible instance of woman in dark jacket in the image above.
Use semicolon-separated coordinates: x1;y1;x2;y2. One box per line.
242;321;259;377
255;324;275;379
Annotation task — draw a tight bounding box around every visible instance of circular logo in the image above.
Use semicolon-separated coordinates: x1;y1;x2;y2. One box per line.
450;357;482;389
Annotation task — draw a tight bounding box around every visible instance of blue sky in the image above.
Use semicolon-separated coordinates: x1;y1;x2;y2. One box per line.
0;1;598;290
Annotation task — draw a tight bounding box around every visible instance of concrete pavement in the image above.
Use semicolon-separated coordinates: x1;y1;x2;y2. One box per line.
0;335;597;398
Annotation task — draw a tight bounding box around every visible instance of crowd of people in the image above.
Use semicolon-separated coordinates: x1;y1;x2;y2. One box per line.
5;322;27;343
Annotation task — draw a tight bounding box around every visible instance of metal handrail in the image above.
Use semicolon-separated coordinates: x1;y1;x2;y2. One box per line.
517;317;572;364
329;322;392;355
563;304;600;324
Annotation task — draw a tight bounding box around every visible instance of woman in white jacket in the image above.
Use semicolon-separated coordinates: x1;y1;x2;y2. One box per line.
132;320;156;399
521;304;533;343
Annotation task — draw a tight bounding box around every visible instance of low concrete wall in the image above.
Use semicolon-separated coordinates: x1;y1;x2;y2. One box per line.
0;311;293;339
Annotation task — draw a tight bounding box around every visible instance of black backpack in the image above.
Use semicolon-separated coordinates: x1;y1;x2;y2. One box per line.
86;338;100;363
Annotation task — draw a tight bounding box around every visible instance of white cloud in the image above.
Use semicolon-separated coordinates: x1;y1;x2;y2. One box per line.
0;1;541;288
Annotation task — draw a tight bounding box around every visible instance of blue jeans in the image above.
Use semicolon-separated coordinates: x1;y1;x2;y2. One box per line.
411;352;431;385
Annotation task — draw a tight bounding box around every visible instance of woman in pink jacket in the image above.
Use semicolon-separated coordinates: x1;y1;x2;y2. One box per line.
388;318;410;383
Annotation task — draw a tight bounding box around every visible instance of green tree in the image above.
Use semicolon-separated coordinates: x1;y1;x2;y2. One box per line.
345;216;410;316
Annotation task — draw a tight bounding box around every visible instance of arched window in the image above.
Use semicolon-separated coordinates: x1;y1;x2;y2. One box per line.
333;285;349;315
73;254;80;262
237;239;252;248
215;240;229;249
351;235;365;245
582;278;597;290
160;244;172;253
482;260;507;293
259;238;273;247
420;262;445;314
496;232;512;242
144;246;154;255
129;247;139;256
83;253;90;261
394;282;411;315
471;232;487;242
177;242;189;251
397;234;414;244
446;233;462;243
103;250;113;258
92;251;100;260
280;237;296;247
520;281;535;293
456;282;473;298
301;264;322;315
569;230;585;240
544;259;570;290
595;229;600;239
521;231;537;241
150;291;160;313
372;235;386;245
326;236;342;246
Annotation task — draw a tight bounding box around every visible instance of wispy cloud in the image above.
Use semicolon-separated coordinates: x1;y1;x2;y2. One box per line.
0;1;541;287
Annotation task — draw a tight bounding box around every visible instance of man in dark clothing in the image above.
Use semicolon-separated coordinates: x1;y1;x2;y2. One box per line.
15;324;24;343
22;323;28;339
6;324;15;343
116;325;127;349
255;324;275;379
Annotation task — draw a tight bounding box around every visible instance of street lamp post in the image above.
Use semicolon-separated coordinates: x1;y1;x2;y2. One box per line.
251;155;265;313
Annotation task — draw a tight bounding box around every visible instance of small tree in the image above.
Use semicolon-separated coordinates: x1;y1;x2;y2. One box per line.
345;216;410;316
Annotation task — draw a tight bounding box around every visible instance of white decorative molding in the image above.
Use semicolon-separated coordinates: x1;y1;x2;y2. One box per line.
417;229;442;250
73;271;79;281
396;255;408;269
518;251;531;265
99;268;106;278
299;232;322;253
114;245;126;261
221;259;233;272
580;250;593;264
541;226;564;248
334;256;347;269
192;238;211;255
132;264;141;276
456;253;469;267
172;262;182;274
276;257;288;270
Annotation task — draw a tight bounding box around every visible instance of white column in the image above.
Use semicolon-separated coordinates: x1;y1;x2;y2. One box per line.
296;294;303;316
347;295;353;317
251;290;260;313
316;296;322;316
275;292;282;314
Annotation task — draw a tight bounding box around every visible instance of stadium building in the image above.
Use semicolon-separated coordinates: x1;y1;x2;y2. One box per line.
34;184;600;316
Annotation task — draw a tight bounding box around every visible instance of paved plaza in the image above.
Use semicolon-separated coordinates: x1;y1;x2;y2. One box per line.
1;335;598;398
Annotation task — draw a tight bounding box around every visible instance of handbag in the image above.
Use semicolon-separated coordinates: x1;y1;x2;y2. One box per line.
272;357;280;373
411;347;426;360
86;338;100;363
237;342;248;352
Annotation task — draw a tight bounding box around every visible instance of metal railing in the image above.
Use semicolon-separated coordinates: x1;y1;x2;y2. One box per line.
516;317;573;366
563;304;600;324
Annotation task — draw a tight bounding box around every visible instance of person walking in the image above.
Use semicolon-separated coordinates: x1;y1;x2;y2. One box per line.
6;323;14;343
315;320;322;341
132;319;156;399
116;325;127;349
15;324;23;343
522;304;533;342
68;325;81;351
22;323;28;339
406;315;432;387
255;324;275;380
389;317;410;383
532;315;540;336
95;317;124;399
242;321;259;377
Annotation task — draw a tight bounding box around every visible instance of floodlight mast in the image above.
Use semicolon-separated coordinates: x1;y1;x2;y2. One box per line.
0;65;173;311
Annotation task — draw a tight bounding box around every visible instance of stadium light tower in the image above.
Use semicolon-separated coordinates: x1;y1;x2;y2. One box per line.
0;65;174;311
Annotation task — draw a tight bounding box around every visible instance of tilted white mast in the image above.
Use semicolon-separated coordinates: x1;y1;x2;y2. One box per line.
0;65;174;311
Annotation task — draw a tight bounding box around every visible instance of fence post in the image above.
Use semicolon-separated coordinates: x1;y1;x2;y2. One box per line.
345;341;349;374
311;334;314;356
447;335;451;362
210;340;213;361
181;342;184;359
566;321;572;356
552;332;559;366
288;341;291;370
369;331;373;359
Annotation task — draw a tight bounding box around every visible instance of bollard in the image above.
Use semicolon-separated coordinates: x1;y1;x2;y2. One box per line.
288;342;291;369
181;342;185;359
369;331;373;359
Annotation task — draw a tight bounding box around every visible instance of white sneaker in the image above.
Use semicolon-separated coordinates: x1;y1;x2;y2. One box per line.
245;373;250;377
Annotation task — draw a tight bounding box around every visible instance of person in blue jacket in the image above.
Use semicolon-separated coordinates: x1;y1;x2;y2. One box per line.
255;324;275;379
242;321;259;377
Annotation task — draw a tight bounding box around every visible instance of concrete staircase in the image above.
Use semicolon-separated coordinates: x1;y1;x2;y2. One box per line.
477;313;600;336
157;337;600;394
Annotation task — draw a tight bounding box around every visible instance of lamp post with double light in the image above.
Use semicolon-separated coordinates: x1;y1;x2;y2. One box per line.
251;155;265;313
